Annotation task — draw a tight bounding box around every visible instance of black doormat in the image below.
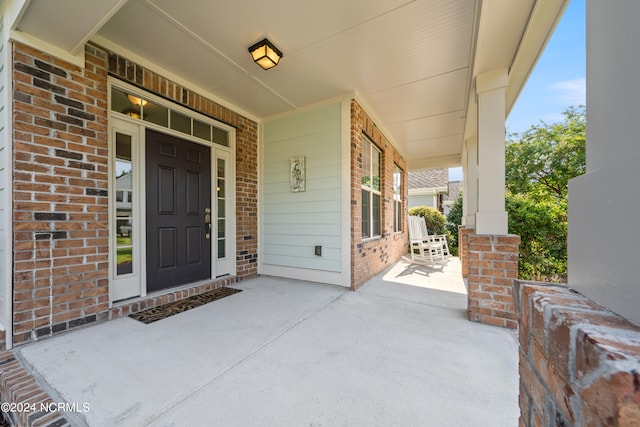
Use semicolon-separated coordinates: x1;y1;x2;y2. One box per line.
129;287;242;324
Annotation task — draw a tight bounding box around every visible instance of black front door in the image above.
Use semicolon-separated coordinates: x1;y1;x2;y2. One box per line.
146;129;211;292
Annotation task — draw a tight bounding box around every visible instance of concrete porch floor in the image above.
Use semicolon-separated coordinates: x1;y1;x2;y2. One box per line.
17;257;519;426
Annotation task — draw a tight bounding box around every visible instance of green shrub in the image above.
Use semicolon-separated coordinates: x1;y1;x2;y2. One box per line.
408;206;446;235
506;193;567;282
445;192;463;256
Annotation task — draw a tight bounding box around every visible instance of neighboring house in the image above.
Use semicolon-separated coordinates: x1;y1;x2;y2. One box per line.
407;169;448;212
442;180;462;216
115;171;132;237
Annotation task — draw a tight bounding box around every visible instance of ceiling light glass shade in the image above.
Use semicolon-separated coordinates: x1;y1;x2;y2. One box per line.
127;94;147;106
248;38;283;70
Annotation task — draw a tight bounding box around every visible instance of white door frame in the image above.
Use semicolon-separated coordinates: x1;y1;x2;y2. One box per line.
108;81;236;305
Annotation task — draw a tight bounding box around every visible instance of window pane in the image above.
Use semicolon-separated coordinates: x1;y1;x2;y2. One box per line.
394;200;402;232
217;238;226;259
217;158;225;178
143;101;169;127
213;127;229;147
393;165;402;200
393;165;403;233
117;221;132;239
394;201;398;232
193;120;211;141
170;110;191;134
217;178;225;198
116;247;133;275
111;88;134;115
217;219;225;239
372;193;381;236
361;140;371;187
361;190;370;238
372;147;381;191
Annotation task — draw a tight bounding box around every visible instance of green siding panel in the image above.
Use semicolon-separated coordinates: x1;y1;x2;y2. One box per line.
262;103;343;273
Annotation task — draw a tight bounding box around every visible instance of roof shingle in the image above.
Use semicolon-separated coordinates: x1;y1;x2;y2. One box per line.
408;169;448;190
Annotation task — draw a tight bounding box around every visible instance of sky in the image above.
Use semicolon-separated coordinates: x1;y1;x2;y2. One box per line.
450;0;586;181
505;0;586;134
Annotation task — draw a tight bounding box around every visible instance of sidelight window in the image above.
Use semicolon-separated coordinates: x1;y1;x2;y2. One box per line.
115;132;134;276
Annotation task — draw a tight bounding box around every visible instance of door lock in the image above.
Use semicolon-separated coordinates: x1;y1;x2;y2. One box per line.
204;207;212;239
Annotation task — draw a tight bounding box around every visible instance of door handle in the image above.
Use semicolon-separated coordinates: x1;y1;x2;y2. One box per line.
204;207;212;239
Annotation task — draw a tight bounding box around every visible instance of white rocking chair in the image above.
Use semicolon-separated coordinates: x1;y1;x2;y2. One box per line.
417;219;451;257
408;215;446;266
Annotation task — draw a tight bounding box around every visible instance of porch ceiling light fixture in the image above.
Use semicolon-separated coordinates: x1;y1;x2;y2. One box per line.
127;94;147;107
248;38;283;70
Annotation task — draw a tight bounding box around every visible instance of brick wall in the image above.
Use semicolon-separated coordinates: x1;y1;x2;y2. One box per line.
12;42;110;345
515;281;640;426
0;350;70;426
350;100;408;289
11;41;258;345
467;234;520;329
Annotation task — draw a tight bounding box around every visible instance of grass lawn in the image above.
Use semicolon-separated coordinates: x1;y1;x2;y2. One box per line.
117;236;133;264
117;236;132;246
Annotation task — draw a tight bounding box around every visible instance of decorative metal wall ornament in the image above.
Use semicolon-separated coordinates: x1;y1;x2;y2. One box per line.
290;155;306;192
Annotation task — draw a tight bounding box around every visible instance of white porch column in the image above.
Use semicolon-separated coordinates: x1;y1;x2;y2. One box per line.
567;0;640;326
475;69;508;235
462;136;478;228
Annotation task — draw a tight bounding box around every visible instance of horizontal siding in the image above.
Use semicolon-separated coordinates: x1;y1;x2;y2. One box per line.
262;102;342;273
262;254;341;272
263;233;341;247
263;211;341;226
263;199;341;215
408;194;436;209
262;222;341;236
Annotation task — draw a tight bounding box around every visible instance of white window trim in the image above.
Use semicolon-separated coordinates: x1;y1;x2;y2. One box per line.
361;138;382;241
0;10;14;348
393;164;403;234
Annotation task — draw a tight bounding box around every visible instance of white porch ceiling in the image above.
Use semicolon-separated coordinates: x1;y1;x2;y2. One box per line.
12;0;566;170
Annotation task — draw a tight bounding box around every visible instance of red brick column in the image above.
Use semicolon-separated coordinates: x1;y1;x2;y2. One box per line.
515;281;640;426
458;226;474;278
467;234;520;328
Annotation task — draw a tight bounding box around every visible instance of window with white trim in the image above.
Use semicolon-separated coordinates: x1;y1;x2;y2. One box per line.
361;138;381;239
393;164;403;232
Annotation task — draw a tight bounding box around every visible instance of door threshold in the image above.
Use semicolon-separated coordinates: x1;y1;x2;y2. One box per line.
112;276;236;308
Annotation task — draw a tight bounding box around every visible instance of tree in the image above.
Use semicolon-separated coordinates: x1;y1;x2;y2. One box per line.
506;193;567;281
506;106;585;201
505;106;586;282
